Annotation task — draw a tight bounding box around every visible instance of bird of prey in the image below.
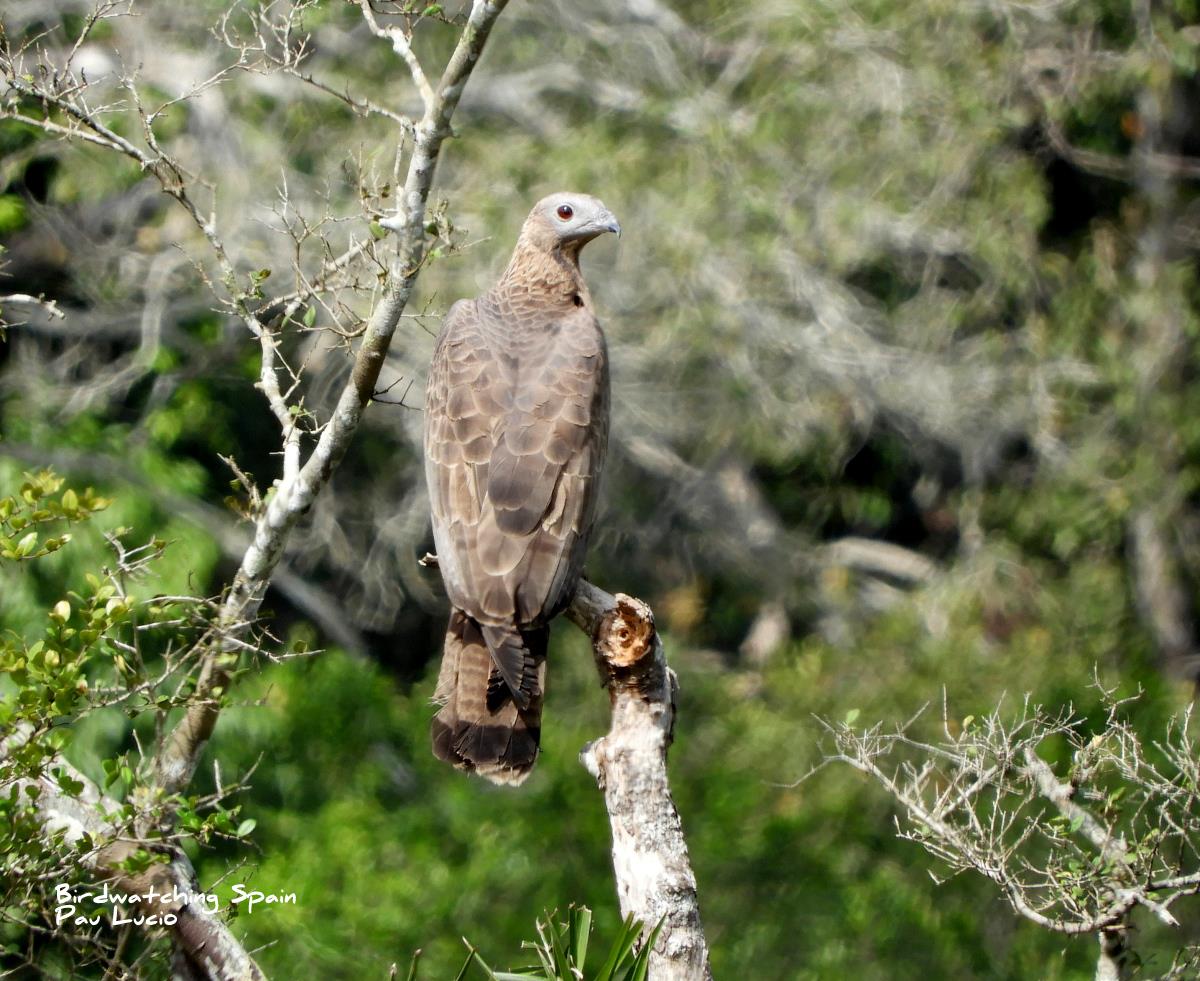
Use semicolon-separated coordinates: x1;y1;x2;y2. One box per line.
424;192;619;785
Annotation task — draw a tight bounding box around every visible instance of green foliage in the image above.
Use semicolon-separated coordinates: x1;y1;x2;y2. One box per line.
0;469;103;560
0;194;27;234
0;471;111;736
465;905;661;981
0;474;258;976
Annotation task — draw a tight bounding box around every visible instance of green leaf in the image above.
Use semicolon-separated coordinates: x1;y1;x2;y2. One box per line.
569;904;591;970
844;708;860;726
596;914;643;980
628;917;665;981
236;818;257;837
54;769;85;797
544;909;571;978
451;948;478;981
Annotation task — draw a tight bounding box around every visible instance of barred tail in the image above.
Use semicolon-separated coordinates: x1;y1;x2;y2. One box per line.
431;609;547;786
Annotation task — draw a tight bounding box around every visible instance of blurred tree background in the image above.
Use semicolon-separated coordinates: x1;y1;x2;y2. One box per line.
4;0;1200;977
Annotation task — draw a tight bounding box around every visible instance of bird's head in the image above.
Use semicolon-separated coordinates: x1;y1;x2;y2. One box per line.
521;192;621;253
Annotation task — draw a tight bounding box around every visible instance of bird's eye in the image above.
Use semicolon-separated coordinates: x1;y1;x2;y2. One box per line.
556;204;574;220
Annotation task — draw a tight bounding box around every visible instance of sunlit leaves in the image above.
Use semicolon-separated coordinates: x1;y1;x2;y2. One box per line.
0;472;258;975
0;471;108;561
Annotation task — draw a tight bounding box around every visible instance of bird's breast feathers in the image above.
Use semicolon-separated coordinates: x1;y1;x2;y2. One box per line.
424;293;608;624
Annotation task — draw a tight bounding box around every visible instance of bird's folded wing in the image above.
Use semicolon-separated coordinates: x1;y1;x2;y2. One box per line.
425;298;608;626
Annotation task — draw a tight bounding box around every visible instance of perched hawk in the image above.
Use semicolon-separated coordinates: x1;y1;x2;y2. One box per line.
424;192;619;785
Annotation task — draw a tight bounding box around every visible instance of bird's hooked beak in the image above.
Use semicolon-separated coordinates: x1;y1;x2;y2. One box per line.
596;209;621;238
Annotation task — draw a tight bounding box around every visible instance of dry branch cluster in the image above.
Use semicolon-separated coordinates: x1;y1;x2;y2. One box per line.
825;687;1200;977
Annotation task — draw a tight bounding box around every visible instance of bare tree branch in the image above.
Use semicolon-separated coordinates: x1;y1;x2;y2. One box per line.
0;292;65;323
357;1;435;111
824;691;1200;978
567;581;714;981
